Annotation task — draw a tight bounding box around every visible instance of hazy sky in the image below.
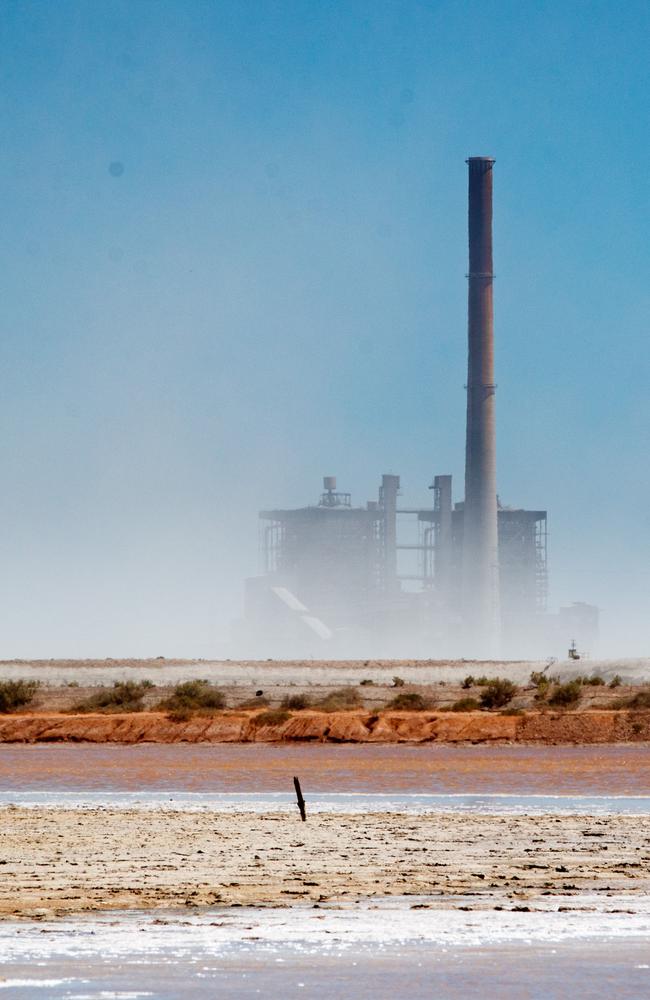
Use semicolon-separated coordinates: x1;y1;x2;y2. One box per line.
1;0;648;657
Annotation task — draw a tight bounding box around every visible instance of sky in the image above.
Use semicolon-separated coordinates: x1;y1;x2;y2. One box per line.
0;0;648;657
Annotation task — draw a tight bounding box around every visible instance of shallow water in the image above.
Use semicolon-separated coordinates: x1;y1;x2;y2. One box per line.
4;744;650;996
2;743;650;794
2;899;650;999
3;789;650;815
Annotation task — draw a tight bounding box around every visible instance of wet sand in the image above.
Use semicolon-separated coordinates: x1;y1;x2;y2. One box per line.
3;807;650;918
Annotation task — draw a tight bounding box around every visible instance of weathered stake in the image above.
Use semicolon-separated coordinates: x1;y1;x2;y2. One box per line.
293;776;306;821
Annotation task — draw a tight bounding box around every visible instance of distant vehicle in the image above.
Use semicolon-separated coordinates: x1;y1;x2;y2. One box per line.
568;640;581;660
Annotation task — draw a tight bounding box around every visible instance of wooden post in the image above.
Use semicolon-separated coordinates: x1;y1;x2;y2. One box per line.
293;776;306;821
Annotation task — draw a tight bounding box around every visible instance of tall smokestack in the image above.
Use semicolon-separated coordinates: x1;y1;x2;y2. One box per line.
462;156;500;652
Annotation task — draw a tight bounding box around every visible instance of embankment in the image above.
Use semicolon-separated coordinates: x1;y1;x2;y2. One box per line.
0;709;649;744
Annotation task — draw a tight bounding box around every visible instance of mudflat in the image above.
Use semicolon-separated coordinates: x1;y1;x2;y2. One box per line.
2;807;649;918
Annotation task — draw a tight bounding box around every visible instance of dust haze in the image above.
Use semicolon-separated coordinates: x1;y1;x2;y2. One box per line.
1;4;648;662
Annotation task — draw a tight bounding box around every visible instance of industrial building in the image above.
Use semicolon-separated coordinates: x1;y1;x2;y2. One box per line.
243;159;597;658
245;472;549;656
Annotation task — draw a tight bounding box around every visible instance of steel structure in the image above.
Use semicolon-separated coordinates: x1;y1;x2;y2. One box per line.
253;472;547;651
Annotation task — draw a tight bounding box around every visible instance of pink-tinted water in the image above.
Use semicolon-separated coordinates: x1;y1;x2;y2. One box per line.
1;743;649;794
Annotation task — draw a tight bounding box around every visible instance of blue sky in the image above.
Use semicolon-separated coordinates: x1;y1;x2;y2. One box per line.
0;0;648;656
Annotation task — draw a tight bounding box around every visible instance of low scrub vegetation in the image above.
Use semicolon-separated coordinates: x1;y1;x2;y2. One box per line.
461;675;475;689
548;680;582;707
615;690;650;710
479;678;517;709
167;707;194;723
530;671;560;701
72;681;150;714
238;696;270;709
315;687;362;711
609;675;622;688
392;676;405;687
253;708;290;727
449;697;480;712
385;692;433;711
158;680;225;715
281;693;311;710
0;679;40;713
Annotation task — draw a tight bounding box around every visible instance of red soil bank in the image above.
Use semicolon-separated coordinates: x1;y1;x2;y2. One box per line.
0;710;649;744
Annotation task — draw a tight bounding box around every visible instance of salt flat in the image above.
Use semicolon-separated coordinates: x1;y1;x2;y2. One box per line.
2;806;650;918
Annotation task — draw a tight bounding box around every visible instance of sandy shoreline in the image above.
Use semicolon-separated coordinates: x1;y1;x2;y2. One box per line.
2;807;649;918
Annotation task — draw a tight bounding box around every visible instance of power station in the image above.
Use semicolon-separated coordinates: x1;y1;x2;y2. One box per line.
243;159;598;658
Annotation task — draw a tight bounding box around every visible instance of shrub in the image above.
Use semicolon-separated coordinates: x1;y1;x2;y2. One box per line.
158;680;225;714
530;672;550;699
479;679;517;709
548;680;582;707
530;671;560;691
253;708;290;727
461;675;475;689
577;675;605;686
167;707;193;723
359;678;374;686
315;687;362;711
72;681;148;714
609;675;622;689
0;680;40;713
617;691;650;710
385;692;432;711
238;696;270;709
281;693;311;710
530;671;562;701
392;676;405;687
475;676;490;686
501;707;525;716
449;697;480;712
